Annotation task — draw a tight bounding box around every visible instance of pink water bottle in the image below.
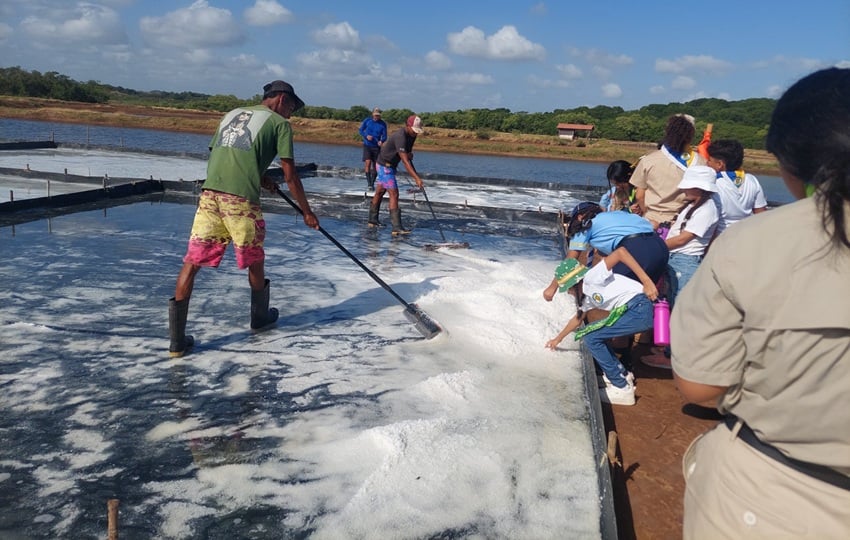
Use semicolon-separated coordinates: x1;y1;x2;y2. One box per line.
653;299;670;346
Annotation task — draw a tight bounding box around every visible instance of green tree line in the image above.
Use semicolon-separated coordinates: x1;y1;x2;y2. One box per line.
1;66;775;149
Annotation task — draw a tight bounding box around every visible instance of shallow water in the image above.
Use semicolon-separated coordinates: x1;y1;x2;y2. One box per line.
1;190;602;538
1;118;794;204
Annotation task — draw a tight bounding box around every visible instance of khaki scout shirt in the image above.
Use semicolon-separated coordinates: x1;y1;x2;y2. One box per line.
671;198;850;473
629;150;690;224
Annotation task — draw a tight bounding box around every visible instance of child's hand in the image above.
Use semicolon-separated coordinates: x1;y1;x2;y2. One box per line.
545;338;561;349
643;282;658;301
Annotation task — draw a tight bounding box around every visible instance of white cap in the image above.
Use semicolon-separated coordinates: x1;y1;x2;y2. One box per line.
678;165;718;192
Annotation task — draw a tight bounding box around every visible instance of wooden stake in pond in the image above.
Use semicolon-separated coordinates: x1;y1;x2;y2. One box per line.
107;499;119;540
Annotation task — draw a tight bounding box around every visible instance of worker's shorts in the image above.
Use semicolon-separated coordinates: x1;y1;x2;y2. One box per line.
183;190;265;269
376;164;398;190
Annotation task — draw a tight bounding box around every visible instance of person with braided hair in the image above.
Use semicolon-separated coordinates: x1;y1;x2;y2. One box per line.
672;67;850;538
630;114;706;228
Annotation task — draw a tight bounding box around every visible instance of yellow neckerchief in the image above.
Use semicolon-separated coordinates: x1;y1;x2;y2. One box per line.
721;169;746;188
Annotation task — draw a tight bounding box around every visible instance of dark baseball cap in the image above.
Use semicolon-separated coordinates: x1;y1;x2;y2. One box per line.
262;80;305;111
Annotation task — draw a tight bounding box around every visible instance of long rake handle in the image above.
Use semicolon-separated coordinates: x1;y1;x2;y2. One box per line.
421;189;448;243
275;186;414;309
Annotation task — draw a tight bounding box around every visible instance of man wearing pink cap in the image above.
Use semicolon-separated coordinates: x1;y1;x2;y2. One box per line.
368;115;426;235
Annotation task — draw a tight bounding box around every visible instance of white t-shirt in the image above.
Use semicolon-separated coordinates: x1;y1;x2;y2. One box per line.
715;172;768;234
668;196;720;257
580;259;644;312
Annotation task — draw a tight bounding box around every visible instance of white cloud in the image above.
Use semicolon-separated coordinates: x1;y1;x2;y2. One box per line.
101;45;132;64
229;53;265;70
20;4;127;45
766;84;784;98
296;48;375;76
140;0;243;49
447;25;545;61
836;60;850;69
445;72;494;85
671;76;696;90
655;55;731;74
244;0;293;27
0;22;12;41
265;63;286;77
556;64;582;79
650;85;665;95
425;50;452;70
183;48;213;64
601;83;622;98
717;92;731;100
527;75;570;89
311;22;361;49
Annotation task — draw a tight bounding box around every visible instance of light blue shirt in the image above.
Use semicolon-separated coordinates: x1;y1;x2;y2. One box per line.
568;210;654;254
599;186;617;211
599;185;637;212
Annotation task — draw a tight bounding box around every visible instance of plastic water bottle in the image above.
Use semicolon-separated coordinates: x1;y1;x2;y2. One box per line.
653;299;670;346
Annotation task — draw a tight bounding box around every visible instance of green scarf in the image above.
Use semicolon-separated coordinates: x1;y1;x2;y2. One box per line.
574;304;628;340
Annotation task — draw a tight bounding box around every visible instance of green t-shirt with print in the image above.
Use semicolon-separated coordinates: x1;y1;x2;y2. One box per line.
204;105;294;203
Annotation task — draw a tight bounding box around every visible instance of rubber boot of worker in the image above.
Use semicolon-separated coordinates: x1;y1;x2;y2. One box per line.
367;171;376;190
390;208;411;236
250;279;279;331
168;297;195;358
368;201;381;228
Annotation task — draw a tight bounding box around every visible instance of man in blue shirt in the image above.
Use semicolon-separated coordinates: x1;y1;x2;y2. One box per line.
358;107;387;190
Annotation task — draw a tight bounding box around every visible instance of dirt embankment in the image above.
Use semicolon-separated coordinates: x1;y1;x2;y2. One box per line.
0;96;780;175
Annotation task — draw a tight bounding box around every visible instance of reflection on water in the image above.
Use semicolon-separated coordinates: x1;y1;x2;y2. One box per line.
1;117;793;204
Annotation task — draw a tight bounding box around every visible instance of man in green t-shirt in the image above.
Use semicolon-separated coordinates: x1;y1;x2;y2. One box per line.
168;80;320;358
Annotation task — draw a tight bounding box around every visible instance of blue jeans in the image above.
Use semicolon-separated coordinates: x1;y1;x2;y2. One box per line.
667;252;701;308
582;295;653;388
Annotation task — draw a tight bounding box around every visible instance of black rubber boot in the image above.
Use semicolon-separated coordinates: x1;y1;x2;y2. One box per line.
169;297;195;358
368;201;381;228
250;279;279;331
390;208;411;236
367;171;375;190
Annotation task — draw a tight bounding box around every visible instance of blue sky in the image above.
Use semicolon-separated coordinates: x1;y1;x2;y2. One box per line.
1;0;848;113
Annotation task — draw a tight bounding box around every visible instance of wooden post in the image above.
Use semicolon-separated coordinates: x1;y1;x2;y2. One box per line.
606;431;621;467
9;190;13;202
107;499;119;540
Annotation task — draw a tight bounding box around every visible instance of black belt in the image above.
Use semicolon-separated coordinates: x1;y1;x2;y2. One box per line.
724;416;850;491
616;231;656;248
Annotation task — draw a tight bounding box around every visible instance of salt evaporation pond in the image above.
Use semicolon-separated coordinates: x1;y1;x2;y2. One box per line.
0;149;611;538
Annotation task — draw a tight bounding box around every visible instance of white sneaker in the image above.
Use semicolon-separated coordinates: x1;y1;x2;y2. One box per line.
600;382;636;406
598;371;636;388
